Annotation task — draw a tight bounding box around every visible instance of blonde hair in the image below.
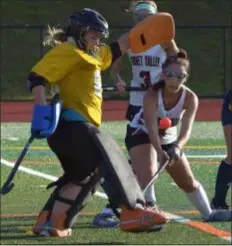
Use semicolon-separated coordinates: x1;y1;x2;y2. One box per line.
43;25;66;47
125;0;157;13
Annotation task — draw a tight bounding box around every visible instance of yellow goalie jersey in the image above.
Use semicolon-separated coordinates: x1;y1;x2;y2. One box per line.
31;42;112;126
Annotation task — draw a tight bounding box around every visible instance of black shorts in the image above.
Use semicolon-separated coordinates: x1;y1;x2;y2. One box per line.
125;125;175;152
47;120;103;182
221;90;232;126
125;104;142;122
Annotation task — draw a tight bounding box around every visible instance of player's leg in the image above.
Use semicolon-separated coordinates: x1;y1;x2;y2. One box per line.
124;125;165;230
125;106;158;208
123;127;167;230
125;104;143;122
126;131;157;206
165;150;212;219
164;144;232;221
211;90;232;209
32;121;102;237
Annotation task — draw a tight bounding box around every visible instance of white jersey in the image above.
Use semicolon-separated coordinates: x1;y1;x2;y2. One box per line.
128;45;167;106
130;87;187;145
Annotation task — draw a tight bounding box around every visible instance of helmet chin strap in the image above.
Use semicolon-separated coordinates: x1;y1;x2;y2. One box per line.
67;35;87;52
77;27;98;56
67;26;97;56
76;27;89;51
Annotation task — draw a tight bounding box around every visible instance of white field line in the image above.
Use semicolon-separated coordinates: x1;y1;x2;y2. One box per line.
1;158;231;243
0;159;107;199
187;155;226;159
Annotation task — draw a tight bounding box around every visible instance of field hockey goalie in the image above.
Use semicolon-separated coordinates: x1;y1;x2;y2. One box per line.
32;128;147;236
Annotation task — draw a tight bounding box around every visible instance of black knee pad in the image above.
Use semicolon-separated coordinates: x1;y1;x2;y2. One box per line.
65;172;100;228
41;173;100;228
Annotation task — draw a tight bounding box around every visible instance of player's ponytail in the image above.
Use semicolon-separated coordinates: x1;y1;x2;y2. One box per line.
43;25;67;47
162;48;190;72
177;49;188;59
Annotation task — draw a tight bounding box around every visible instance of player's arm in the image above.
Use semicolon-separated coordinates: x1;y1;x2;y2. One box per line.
176;92;199;150
110;56;127;92
27;71;62;139
116;13;175;54
110;56;124;83
27;69;62;139
28;72;48;105
107;33;128;66
28;45;77;101
111;13;175;57
143;89;163;153
103;13;174;70
116;33;130;54
27;47;77;138
161;39;179;56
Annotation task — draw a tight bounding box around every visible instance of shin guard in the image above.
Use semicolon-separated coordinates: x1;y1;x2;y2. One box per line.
33;173;100;237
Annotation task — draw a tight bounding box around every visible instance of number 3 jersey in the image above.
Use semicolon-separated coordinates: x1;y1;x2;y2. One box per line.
128;45;167;106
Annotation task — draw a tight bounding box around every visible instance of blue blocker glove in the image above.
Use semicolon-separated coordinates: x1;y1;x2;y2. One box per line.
31;98;63;139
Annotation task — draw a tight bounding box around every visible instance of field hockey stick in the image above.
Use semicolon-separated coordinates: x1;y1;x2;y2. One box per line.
143;159;170;194
103;86;147;92
1;135;35;195
0;94;60;195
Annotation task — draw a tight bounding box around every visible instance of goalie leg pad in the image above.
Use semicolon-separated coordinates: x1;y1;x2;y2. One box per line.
33;172;100;237
32;176;73;236
64;172;100;228
92;132;146;209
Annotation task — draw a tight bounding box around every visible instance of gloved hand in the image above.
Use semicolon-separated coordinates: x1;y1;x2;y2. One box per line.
31;99;62;139
116;80;126;93
165;144;182;165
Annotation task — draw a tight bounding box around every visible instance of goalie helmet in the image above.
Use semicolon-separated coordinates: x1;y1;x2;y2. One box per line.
64;8;109;50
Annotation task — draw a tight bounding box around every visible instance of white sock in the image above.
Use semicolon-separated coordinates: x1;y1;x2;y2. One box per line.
145;184;156;204
186;182;212;220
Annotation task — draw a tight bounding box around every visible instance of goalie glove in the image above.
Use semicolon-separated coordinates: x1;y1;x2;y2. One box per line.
31;95;62;139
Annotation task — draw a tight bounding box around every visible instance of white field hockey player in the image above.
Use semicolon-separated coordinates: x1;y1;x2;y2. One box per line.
93;0;179;228
126;53;232;222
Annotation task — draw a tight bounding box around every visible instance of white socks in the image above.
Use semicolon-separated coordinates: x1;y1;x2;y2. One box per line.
186;182;212;220
145;184;157;205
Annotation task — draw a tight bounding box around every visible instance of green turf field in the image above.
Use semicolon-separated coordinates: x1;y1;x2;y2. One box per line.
1;121;231;245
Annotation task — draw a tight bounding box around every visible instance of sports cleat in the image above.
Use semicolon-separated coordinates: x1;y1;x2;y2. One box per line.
32;211;50;236
146;202;166;231
119;205;168;232
210;199;229;210
92;212;119;228
49;227;72;237
33;212;72;237
49;213;72;237
206;210;232;222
